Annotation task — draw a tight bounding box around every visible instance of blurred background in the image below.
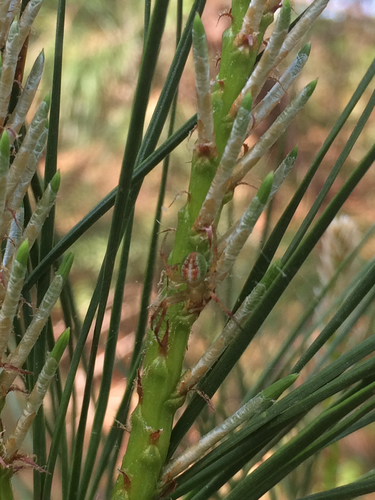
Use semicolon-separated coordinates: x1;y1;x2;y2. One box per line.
10;0;375;498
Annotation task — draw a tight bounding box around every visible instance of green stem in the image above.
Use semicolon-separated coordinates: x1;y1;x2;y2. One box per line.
112;300;196;500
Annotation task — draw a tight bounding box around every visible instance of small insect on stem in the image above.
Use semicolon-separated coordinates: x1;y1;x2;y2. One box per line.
151;231;245;340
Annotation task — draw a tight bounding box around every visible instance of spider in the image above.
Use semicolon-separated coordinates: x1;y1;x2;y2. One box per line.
150;236;239;341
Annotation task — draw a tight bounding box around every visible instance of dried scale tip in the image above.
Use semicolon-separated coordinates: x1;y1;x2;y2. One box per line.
4;328;70;460
195;94;252;229
162;374;297;484
192;13;215;151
